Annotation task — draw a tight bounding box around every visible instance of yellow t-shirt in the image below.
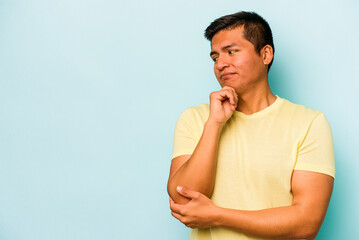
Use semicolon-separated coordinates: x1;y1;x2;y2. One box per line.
172;96;335;240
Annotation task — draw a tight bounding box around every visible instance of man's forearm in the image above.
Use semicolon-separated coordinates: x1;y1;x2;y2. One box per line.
212;172;332;239
168;120;224;203
170;171;332;239
213;205;321;239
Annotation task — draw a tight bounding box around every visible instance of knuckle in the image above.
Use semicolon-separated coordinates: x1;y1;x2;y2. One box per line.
225;86;231;90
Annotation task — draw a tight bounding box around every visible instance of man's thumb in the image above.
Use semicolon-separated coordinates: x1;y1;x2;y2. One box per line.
176;186;198;199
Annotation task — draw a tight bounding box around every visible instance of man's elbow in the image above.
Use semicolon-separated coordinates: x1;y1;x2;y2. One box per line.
298;228;319;240
295;218;322;240
167;181;191;204
297;229;318;240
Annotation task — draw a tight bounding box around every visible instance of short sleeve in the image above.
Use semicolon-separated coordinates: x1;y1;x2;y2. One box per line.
171;108;201;159
294;113;335;178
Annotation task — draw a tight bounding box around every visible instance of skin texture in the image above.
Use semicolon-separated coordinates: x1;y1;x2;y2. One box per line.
210;26;276;115
169;171;333;239
167;26;334;239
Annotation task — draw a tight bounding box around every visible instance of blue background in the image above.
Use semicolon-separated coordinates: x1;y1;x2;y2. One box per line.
0;0;358;239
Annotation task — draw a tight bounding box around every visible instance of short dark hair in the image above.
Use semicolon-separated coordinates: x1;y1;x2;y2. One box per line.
204;11;275;71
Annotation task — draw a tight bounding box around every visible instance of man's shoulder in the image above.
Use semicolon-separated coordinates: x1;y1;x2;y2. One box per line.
177;103;210;123
188;103;210;112
279;97;323;120
181;103;210;115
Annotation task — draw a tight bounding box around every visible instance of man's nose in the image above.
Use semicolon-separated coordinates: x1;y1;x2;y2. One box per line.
215;56;229;71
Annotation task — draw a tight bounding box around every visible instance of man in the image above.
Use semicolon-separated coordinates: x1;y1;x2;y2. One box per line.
167;11;335;240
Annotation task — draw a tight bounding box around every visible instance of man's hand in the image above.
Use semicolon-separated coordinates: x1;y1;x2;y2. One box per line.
208;86;238;126
170;172;334;239
169;186;219;228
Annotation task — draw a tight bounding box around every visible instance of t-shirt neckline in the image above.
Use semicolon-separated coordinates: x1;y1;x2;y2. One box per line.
233;95;282;119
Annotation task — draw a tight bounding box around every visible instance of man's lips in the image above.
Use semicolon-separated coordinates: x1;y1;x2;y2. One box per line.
220;73;236;80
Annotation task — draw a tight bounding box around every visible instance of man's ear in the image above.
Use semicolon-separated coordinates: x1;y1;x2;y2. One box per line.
262;45;273;65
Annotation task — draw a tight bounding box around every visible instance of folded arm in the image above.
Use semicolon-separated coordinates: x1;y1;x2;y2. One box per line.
170;170;334;239
167;87;238;204
167;120;223;204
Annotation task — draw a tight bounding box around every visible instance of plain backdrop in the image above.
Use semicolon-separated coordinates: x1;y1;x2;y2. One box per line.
0;0;358;239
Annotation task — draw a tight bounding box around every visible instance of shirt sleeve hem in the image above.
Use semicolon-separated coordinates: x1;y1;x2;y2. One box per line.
171;149;194;160
294;164;335;179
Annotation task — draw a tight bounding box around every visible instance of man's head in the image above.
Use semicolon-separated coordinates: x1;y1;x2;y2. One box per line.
205;11;275;72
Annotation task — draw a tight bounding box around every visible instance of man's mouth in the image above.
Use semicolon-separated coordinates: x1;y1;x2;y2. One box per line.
220;73;236;80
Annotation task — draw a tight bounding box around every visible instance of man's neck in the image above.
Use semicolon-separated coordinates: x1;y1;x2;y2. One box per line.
235;80;276;115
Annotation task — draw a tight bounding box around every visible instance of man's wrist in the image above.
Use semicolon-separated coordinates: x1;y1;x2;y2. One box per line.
205;119;225;130
210;205;224;227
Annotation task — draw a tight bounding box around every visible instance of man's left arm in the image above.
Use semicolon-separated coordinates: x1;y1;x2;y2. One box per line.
170;170;334;240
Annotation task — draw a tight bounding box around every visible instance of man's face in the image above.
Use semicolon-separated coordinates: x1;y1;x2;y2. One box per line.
210;26;267;92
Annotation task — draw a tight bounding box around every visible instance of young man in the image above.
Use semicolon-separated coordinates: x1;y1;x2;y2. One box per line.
167;11;335;240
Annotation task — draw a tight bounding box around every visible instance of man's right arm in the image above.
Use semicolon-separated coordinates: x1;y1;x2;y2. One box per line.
167;87;238;204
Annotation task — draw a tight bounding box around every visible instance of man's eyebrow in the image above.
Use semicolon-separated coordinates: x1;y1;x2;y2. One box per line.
210;43;239;57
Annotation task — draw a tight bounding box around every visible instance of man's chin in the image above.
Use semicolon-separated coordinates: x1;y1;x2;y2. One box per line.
221;83;238;89
219;78;240;88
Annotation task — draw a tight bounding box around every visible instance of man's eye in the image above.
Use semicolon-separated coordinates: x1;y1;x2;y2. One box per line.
228;50;237;54
212;57;218;62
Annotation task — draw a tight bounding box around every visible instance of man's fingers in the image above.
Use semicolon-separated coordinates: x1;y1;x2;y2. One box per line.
216;88;238;107
217;90;234;104
170;204;182;215
171;211;184;222
169;197;185;214
176;186;201;199
227;87;238;106
169;197;176;208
